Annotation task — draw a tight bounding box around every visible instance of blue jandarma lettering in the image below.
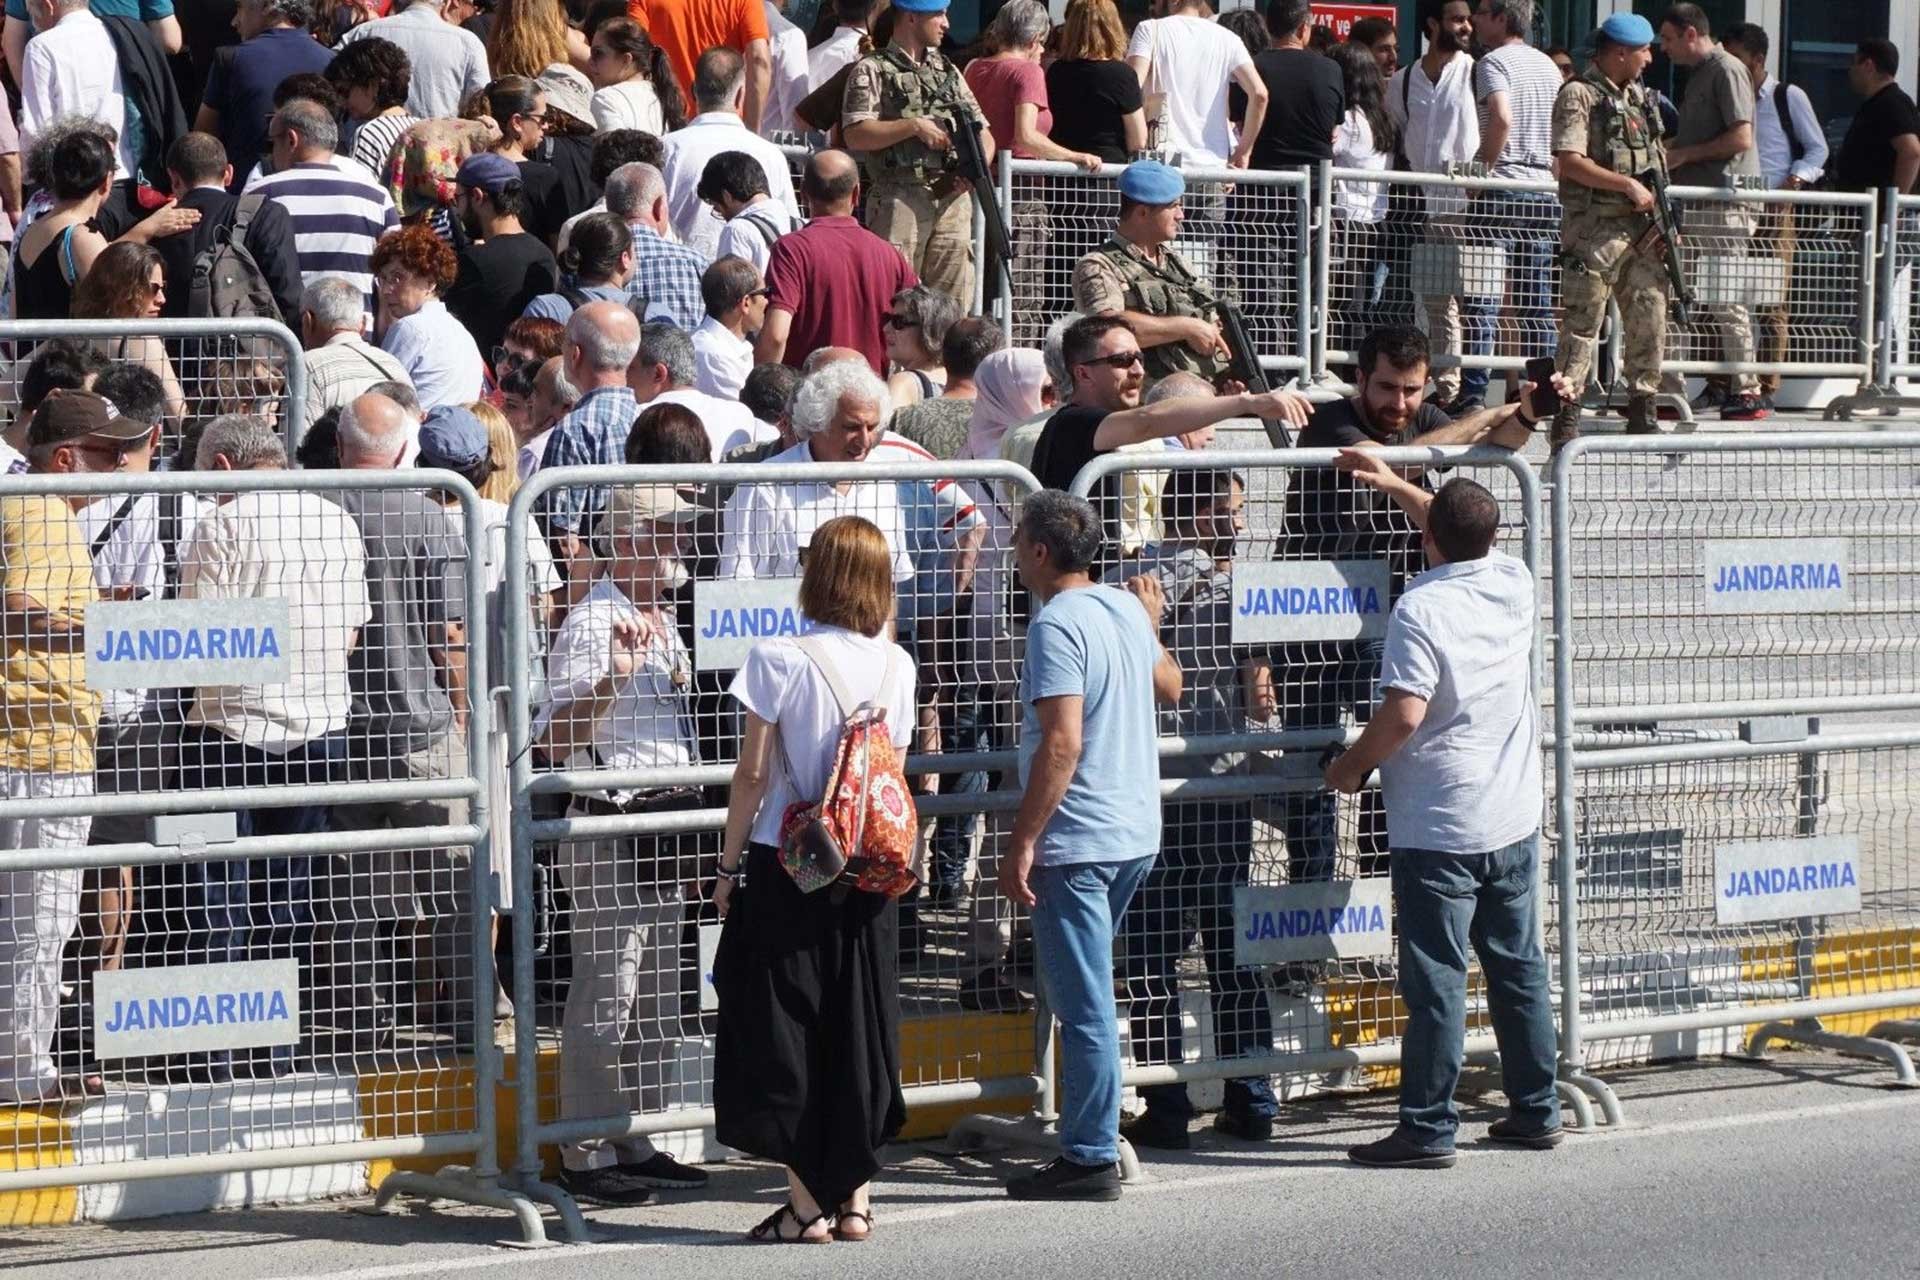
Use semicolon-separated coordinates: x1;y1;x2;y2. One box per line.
1711;562;1843;594
1237;586;1382;618
699;606;815;641
102;989;290;1033
1721;861;1857;898
1242;904;1387;941
93;626;282;663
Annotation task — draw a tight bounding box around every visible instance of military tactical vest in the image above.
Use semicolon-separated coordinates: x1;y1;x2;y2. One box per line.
1561;67;1664;217
862;45;970;186
1089;236;1228;382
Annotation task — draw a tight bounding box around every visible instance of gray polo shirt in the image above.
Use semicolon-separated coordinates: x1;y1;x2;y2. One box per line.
1672;46;1762;189
1377;549;1540;853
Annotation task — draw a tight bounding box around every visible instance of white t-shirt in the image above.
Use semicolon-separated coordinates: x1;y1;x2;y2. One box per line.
1126;14;1251;168
177;489;372;753
763;0;809;136
591;76;668;134
717;439;914;582
77;489;213;721
808;26;866;92
535;575;697;776
1332;108;1390;223
660;112;800;259
1377;549;1541;854
715;198;798;274
729;627;916;846
653;386;773;461
692;316;754;401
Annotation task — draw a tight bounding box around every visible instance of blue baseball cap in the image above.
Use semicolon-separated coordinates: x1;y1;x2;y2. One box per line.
454;151;521;195
417;405;490;471
1598;13;1655;47
1118;160;1183;206
891;0;949;12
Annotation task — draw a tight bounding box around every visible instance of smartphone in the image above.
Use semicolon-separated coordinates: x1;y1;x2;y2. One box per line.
1525;356;1561;420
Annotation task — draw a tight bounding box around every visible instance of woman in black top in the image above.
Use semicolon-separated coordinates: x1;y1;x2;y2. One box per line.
1044;0;1145;164
484;76;568;246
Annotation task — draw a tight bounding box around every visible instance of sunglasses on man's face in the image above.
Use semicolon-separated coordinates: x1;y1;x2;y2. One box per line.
1079;350;1142;370
881;313;920;330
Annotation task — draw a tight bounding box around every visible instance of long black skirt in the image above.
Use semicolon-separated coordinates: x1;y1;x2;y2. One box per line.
713;842;906;1208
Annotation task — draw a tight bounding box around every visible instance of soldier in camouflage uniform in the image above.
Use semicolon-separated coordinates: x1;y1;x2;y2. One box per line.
1072;160;1232;387
841;0;995;308
1550;13;1669;446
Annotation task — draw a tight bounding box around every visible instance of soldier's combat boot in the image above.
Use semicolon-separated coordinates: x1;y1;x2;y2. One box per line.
1623;393;1660;435
1549;403;1581;452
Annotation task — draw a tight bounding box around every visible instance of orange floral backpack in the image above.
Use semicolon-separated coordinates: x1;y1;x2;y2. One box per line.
775;638;920;899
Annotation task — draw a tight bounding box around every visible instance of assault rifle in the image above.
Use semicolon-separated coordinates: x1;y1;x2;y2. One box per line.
1216;299;1295;449
1637;165;1695;326
940;108;1013;298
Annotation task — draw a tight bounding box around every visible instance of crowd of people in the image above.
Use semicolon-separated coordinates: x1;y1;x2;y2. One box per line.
0;0;1914;1240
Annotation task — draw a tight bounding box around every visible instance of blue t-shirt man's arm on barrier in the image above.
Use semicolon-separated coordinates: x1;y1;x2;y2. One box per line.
1018;585;1163;866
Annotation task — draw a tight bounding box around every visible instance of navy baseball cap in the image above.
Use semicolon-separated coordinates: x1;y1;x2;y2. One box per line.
416;404;490;471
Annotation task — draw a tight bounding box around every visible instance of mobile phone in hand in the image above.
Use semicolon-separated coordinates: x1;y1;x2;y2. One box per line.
1525;356;1561;421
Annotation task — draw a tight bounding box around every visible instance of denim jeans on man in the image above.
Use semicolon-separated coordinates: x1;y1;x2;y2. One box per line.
1277;638;1384;883
1121;801;1276;1124
1458;192;1561;402
1033;854;1155;1164
1391;832;1559;1148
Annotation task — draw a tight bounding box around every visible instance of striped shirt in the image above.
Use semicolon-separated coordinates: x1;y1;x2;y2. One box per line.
251;161;400;318
347;112;421;184
1473;42;1561;179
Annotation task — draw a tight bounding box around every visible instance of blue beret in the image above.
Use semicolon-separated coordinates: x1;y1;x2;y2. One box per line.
1119;160;1184;205
891;0;948;13
1598;13;1654;46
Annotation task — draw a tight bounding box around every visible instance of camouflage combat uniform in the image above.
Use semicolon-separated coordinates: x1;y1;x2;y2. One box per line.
1073;234;1228;385
1551;66;1671;441
843;44;986;306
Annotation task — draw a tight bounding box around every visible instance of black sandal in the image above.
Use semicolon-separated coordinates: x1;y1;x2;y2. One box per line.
832;1207;874;1242
747;1201;831;1244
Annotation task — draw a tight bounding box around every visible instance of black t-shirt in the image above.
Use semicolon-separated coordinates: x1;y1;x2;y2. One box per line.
1234;48;1345;169
446;231;560;356
513;159;569;245
1281;397;1448;589
1836;83;1920;194
1046;59;1145;164
1031;402;1111;494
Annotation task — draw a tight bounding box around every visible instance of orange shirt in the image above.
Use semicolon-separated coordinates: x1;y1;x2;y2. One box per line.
626;0;769;117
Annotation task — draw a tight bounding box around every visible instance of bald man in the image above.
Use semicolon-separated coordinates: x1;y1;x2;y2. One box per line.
755;149;919;374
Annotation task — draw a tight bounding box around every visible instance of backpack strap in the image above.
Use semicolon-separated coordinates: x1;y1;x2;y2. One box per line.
793;632;860;718
90;493;138;561
1775;81;1805;165
227;193;266;245
741;210;781;250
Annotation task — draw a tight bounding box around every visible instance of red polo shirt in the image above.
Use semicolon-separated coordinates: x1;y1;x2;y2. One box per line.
763;214;919;374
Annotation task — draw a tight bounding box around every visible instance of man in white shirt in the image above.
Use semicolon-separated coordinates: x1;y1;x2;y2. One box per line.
807;0;874;91
631;320;770;461
1388;0;1478;408
338;0;490;120
1125;0;1265;169
661;47;800;258
300;276;412;431
692;256;766;400
718;359;913;582
1725;22;1827;408
761;0;808;136
699;150;798;273
1323;458;1557;1170
18;0;134;181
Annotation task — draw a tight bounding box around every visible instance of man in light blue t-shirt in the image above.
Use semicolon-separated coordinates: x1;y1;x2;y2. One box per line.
1000;490;1181;1203
1323;453;1559;1171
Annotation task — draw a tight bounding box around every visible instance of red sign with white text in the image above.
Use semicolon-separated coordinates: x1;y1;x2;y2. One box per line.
1311;2;1398;39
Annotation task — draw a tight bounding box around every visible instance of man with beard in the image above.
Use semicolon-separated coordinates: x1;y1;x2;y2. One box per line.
692;256;768;401
445;151;559;357
1255;326;1549;943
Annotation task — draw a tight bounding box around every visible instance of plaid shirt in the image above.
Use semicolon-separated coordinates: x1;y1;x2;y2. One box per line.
627;224;709;329
534;385;639;537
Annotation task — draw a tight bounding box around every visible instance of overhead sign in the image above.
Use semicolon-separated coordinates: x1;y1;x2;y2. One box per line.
1702;538;1850;614
693;578;814;671
1310;2;1397;38
1715;835;1863;924
1234;879;1393;966
85;597;290;690
1230;560;1392;644
94;959;301;1059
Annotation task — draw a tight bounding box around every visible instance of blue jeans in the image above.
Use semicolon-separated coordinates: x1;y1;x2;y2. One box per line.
1391;832;1561;1150
1031;854;1155;1166
1121;803;1276;1122
1277;640;1385;883
929;698;988;889
1460;192;1561;401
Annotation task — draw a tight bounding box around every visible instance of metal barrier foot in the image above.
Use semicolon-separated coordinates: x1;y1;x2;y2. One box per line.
505;1174;601;1244
1552;1079;1596;1132
368;1166;556;1248
1744;1020;1920;1088
1867;1018;1920;1046
1824;383;1918;420
1562;1070;1625;1128
944;1111;1056;1157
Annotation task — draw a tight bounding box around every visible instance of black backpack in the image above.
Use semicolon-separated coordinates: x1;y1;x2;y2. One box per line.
189;194;279;321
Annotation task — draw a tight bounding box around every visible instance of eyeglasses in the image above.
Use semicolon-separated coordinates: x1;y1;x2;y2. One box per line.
73;442;131;469
493;345;530;374
747;287;770;300
881;313;920;330
1077;350;1143;370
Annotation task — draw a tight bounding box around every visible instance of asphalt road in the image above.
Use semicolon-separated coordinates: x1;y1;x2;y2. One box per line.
0;1049;1912;1280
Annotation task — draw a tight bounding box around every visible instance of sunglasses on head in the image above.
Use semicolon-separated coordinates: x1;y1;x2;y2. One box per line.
1078;351;1142;370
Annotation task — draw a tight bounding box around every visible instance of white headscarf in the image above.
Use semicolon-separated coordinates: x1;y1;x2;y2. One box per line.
961;348;1047;461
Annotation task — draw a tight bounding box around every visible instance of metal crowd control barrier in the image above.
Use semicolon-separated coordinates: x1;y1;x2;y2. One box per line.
0;469;534;1233
945;445;1612;1166
1550;434;1920;1117
1001;159;1312;380
0;317;307;458
502;459;1045;1241
1831;189;1920;420
1315;171;1874;407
